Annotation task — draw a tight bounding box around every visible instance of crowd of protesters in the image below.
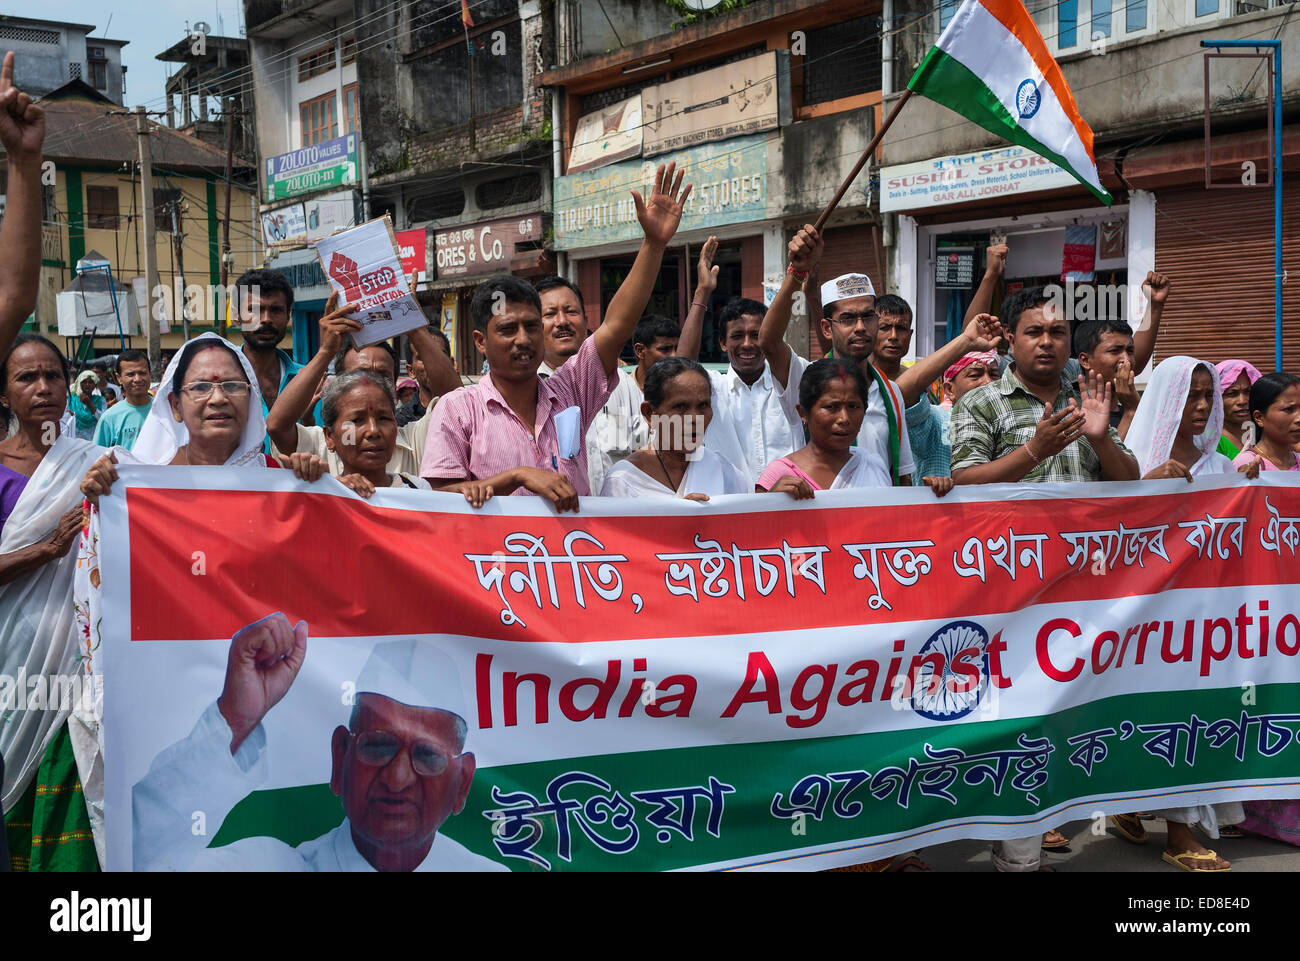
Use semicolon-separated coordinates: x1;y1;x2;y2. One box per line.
1;52;1298;874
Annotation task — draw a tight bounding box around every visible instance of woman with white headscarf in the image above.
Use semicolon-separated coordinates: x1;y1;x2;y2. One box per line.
1125;355;1235;481
72;334;325;865
1112;355;1245;871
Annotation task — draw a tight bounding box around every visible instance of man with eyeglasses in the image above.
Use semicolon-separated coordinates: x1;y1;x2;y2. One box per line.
758;225;915;486
132;615;504;871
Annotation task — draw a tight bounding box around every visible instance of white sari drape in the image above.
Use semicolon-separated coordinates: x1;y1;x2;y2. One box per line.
600;447;750;498
0;436;101;814
1125;356;1233;477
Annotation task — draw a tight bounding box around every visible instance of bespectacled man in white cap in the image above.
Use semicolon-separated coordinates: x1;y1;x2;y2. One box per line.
132;613;505;871
757;225;917;488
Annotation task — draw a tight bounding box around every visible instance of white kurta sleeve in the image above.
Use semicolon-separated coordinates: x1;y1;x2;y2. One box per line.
132;700;281;871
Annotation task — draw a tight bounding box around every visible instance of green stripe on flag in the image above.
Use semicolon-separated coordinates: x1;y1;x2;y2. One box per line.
908;47;1112;205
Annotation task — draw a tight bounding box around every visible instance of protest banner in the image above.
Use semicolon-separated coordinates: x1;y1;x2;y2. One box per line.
99;470;1300;871
314;215;427;346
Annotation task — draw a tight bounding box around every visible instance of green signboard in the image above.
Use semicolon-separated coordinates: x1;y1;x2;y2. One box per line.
265;134;358;203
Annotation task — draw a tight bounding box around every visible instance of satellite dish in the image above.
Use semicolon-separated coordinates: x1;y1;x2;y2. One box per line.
680;0;723;9
193;21;211;35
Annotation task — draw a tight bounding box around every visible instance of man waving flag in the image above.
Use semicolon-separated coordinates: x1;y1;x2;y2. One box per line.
907;0;1112;205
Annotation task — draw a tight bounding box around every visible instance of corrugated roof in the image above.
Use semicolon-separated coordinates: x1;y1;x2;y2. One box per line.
12;82;253;173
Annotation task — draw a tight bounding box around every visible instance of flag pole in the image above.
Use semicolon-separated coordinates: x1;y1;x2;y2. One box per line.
813;89;913;232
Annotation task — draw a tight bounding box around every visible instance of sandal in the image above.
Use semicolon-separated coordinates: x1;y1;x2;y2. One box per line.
1112;813;1148;844
1218;825;1245;838
1162;849;1230;873
1041;829;1070;850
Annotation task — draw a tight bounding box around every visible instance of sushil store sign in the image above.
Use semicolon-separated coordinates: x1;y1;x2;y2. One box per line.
880;145;1078;213
553;134;767;251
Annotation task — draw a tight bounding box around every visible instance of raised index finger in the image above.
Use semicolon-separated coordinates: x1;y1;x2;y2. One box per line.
1;52;13;95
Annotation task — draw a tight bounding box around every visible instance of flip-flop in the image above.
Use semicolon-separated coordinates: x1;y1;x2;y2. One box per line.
1112;813;1148;844
1163;849;1230;873
1041;829;1071;850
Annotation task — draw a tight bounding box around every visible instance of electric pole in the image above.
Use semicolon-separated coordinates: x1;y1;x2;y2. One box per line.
171;199;190;340
136;106;162;377
220;98;235;335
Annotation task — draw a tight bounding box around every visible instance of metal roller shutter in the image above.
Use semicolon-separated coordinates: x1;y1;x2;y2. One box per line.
813;224;880;360
1152;183;1299;373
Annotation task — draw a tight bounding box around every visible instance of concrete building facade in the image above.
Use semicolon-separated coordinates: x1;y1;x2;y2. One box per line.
0;16;128;105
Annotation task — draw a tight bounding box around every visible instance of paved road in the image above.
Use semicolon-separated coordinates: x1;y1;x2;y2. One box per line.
914;816;1300;871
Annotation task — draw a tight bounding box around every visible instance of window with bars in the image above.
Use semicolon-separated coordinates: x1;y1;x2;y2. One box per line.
0;25;59;43
407;189;465;223
800;15;881;106
343;83;359;135
475;174;541;211
300;92;338;146
86;185;120;229
69;62;82;80
298;44;336;82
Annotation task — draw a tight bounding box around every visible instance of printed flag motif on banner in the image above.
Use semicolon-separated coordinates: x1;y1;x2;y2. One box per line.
907;0;1113;205
99;472;1300;871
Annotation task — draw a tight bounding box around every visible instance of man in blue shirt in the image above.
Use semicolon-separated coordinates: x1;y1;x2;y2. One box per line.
93;349;152;450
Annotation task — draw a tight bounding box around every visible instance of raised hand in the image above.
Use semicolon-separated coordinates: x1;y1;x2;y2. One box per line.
1078;370;1114;441
0;52;45;163
985;243;1009;277
962;312;1003;351
631;162;692;248
318;291;363;354
217;612;308;754
696;236;719;295
788;224;823;274
1143;459;1193;482
1142;270;1171;307
1029;401;1085;460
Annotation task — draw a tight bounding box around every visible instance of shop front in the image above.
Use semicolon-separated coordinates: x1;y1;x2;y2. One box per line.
884;144;1136;364
427;211;551;372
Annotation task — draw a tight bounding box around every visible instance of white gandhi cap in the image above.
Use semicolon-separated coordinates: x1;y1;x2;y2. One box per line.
355;639;467;722
820;273;876;309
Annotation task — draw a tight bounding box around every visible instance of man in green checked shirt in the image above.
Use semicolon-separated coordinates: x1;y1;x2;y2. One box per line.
950;285;1139;488
949;284;1137;873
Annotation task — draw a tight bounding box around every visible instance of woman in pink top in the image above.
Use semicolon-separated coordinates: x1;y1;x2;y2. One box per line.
756;358;952;498
1231;372;1300;473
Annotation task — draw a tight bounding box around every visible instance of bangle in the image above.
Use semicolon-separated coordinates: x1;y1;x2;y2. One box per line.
691;301;709;309
787;265;809;281
1023;443;1040;465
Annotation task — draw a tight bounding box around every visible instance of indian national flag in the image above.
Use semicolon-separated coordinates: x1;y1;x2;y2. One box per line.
907;0;1112;205
461;0;475;29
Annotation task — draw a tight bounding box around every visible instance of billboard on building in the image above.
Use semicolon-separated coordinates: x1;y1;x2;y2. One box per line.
264;133;358;203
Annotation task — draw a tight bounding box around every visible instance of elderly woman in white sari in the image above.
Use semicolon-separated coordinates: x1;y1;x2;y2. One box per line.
600;357;749;501
1114;355;1245;871
0;334;104;870
71;334;325;865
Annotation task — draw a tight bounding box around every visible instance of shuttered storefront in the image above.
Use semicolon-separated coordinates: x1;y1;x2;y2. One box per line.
1152;181;1299;372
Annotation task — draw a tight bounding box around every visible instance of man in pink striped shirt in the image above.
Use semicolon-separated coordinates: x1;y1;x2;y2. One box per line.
421;163;693;511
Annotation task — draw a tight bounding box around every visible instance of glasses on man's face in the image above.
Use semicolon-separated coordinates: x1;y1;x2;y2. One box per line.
831;311;879;329
352;730;456;777
179;380;251;399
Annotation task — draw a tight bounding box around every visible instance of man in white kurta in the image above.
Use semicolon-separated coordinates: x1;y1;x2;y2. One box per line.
132;616;505;872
